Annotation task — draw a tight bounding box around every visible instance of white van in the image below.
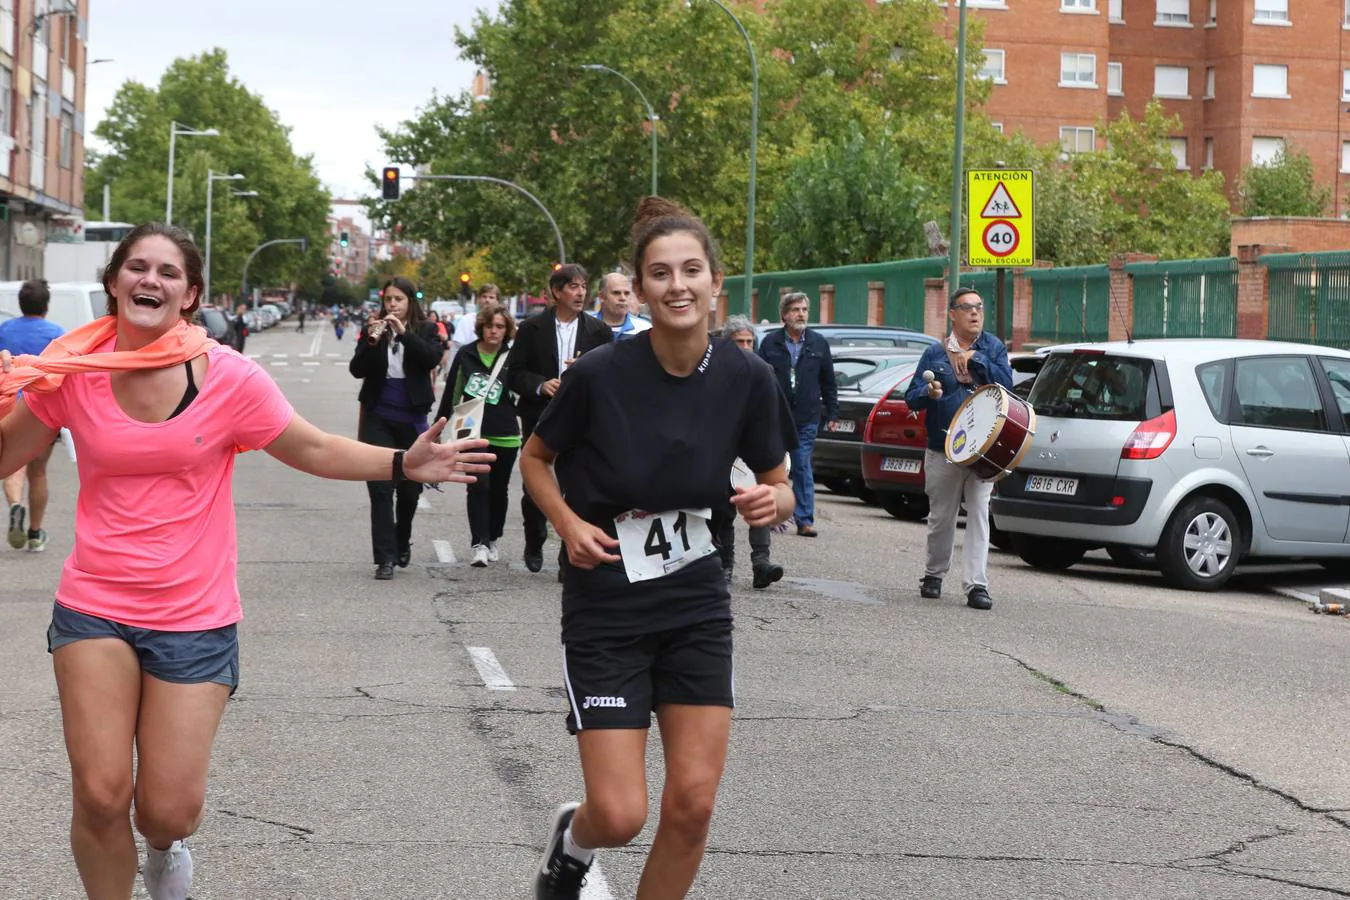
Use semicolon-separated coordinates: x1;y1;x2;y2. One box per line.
0;281;106;333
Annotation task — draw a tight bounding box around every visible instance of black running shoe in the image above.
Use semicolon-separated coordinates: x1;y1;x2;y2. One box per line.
8;503;26;550
534;802;589;900
752;563;784;590
919;575;942;599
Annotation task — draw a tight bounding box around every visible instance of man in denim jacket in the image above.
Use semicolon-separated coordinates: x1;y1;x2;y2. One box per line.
904;287;1013;610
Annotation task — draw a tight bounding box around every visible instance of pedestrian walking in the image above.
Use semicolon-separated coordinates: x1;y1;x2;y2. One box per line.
230;302;249;353
0;279;63;552
591;272;651;340
0;222;492;900
757;292;838;537
451;283;500;357
520;196;796;900
710;315;785;589
349;277;444;580
333;309;346;342
428;311;451;383
436;305;520;567
903;286;1013;611
296;305;306;333
505;264;613;574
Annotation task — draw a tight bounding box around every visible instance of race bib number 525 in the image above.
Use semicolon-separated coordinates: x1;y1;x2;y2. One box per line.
614;507;716;583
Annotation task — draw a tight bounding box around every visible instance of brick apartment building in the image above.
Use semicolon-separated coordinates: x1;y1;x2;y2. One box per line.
939;0;1350;215
1;0;90;279
330;216;371;284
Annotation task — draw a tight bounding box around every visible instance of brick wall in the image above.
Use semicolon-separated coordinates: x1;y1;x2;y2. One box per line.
1231;217;1350;256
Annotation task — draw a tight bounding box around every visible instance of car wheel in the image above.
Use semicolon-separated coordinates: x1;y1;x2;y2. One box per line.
879;492;928;521
1317;559;1350;576
1106;546;1155;568
1011;533;1087;571
1157;496;1239;591
820;478;850;495
855;485;880;506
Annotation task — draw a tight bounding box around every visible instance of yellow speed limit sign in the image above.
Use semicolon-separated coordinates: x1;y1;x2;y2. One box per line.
966;169;1034;268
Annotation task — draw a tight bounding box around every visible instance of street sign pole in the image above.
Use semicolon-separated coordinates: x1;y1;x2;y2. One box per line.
996;266;1007;343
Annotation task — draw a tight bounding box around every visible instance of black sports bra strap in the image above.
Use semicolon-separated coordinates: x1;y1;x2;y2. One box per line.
168;359;200;420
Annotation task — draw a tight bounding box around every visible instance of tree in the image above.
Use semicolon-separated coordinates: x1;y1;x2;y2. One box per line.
769;123;931;269
85;50;333;304
1237;146;1331;218
370;0;994;290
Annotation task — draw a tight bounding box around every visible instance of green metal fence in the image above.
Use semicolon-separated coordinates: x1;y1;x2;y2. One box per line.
1260;251;1350;349
722;258;944;328
957;270;1016;343
1026;265;1111;343
1125;257;1237;339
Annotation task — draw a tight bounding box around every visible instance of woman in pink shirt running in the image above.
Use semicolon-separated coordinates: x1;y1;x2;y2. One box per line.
0;222;493;900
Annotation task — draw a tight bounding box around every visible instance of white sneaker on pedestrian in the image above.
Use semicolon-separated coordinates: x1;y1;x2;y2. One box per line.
487;541;500;562
143;839;193;900
471;544;489;567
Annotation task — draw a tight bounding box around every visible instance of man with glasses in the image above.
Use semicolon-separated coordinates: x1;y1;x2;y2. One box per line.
904;286;1013;611
506;264;613;573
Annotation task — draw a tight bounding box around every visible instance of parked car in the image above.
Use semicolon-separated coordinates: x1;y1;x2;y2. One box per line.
0;281;106;333
833;347;925;389
991;339;1350;590
197;306;237;345
755;323;938;352
813;363;918;502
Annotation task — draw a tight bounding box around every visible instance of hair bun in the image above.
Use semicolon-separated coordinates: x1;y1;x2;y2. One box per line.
632;195;692;240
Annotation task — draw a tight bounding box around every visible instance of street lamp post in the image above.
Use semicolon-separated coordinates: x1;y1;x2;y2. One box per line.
241;238;309;309
406;173;567;265
580;64;660;196
694;0;758;316
947;0;970;298
204;170;245;308
166;121;219;225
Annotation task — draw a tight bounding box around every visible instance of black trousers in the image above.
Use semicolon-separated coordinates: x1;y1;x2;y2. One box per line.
711;502;771;571
467;443;518;547
359;412;424;565
519;417;549;553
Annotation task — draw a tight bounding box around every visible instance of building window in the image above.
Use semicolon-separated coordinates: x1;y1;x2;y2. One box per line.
1169;137;1188;170
58;110;72;169
1060;126;1096;155
1208;0;1217;24
1154;65;1190;98
1251;136;1285;165
1252;64;1289;98
1204;137;1214;170
1253;0;1289;23
1060;53;1097;88
1342;142;1350;173
1061;0;1095;10
979;49;1006;83
1108;62;1123;95
1205;66;1215;98
992;122;1004;133
1343;69;1350;100
1156;0;1190;25
966;0;1008;7
31;81;45;193
0;66;11;140
1109;0;1123;21
1346;0;1350;26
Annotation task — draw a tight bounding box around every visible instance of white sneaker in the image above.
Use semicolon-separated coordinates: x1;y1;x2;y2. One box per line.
486;541;500;562
143;839;193;900
471;544;489;567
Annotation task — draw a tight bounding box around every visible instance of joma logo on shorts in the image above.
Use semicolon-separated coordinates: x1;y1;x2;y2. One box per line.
582;695;627;709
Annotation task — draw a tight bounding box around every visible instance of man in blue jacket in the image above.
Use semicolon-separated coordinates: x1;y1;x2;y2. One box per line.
904;286;1013;611
759;291;837;537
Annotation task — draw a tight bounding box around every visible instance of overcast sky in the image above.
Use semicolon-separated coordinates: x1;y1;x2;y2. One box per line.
85;0;500;228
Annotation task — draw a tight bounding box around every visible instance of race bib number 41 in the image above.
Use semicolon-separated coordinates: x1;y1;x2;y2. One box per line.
614;507;716;583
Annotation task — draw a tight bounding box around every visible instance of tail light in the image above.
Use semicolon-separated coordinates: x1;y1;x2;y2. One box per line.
1121;409;1176;460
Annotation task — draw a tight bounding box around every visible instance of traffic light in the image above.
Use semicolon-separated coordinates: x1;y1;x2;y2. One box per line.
339;230;350;248
459;272;472;300
552;262;563;272
415;288;425;301
382;166;401;201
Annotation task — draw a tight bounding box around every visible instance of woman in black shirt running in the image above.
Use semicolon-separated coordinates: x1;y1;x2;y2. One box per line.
521;196;796;900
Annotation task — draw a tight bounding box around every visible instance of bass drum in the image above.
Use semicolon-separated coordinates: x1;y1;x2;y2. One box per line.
944;384;1037;483
730;453;792;491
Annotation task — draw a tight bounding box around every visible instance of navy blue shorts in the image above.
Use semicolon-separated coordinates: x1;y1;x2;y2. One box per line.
47;603;240;693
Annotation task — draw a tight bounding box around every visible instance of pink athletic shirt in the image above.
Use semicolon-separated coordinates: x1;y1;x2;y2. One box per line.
26;342;294;631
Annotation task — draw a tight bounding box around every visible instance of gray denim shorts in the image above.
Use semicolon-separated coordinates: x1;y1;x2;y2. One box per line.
47;602;240;693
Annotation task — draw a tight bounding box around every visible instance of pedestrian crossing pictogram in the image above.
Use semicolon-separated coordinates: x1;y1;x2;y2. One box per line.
980;181;1021;219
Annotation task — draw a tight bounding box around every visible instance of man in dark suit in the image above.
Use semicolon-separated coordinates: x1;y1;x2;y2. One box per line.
506;263;613;572
758;291;838;537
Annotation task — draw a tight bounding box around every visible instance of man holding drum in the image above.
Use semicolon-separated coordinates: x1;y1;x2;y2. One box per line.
904;287;1013;611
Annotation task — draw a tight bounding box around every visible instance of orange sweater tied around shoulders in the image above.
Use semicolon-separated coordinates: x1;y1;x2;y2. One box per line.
0;315;219;421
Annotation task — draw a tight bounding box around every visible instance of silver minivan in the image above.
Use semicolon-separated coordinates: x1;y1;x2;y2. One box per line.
991;340;1350;590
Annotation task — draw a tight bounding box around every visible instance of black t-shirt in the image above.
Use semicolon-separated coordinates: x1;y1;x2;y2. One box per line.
533;334;797;641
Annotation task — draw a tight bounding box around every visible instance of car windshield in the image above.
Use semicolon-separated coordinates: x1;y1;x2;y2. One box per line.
89;289;108;320
854;367;912;397
1028;353;1155;421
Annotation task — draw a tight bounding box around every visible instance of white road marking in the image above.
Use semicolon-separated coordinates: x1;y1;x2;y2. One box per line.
271;353;289;358
417;495;430;510
334;361;346;366
270;361;289;366
302;361;321;367
432;539;456;563
306;330;322;357
582;862;615;900
325;352;341;358
465;646;516;691
247;353;262;359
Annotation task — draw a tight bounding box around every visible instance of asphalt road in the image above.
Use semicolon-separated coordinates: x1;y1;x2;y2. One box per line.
2;322;1348;899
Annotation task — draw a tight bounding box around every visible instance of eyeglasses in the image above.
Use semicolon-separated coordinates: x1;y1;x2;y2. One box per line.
953;303;984;313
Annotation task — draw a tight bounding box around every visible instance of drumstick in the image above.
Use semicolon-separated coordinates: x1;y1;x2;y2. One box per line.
923;370;935;383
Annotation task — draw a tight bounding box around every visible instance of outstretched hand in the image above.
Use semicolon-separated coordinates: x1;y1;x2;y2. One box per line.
403;419;495;484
